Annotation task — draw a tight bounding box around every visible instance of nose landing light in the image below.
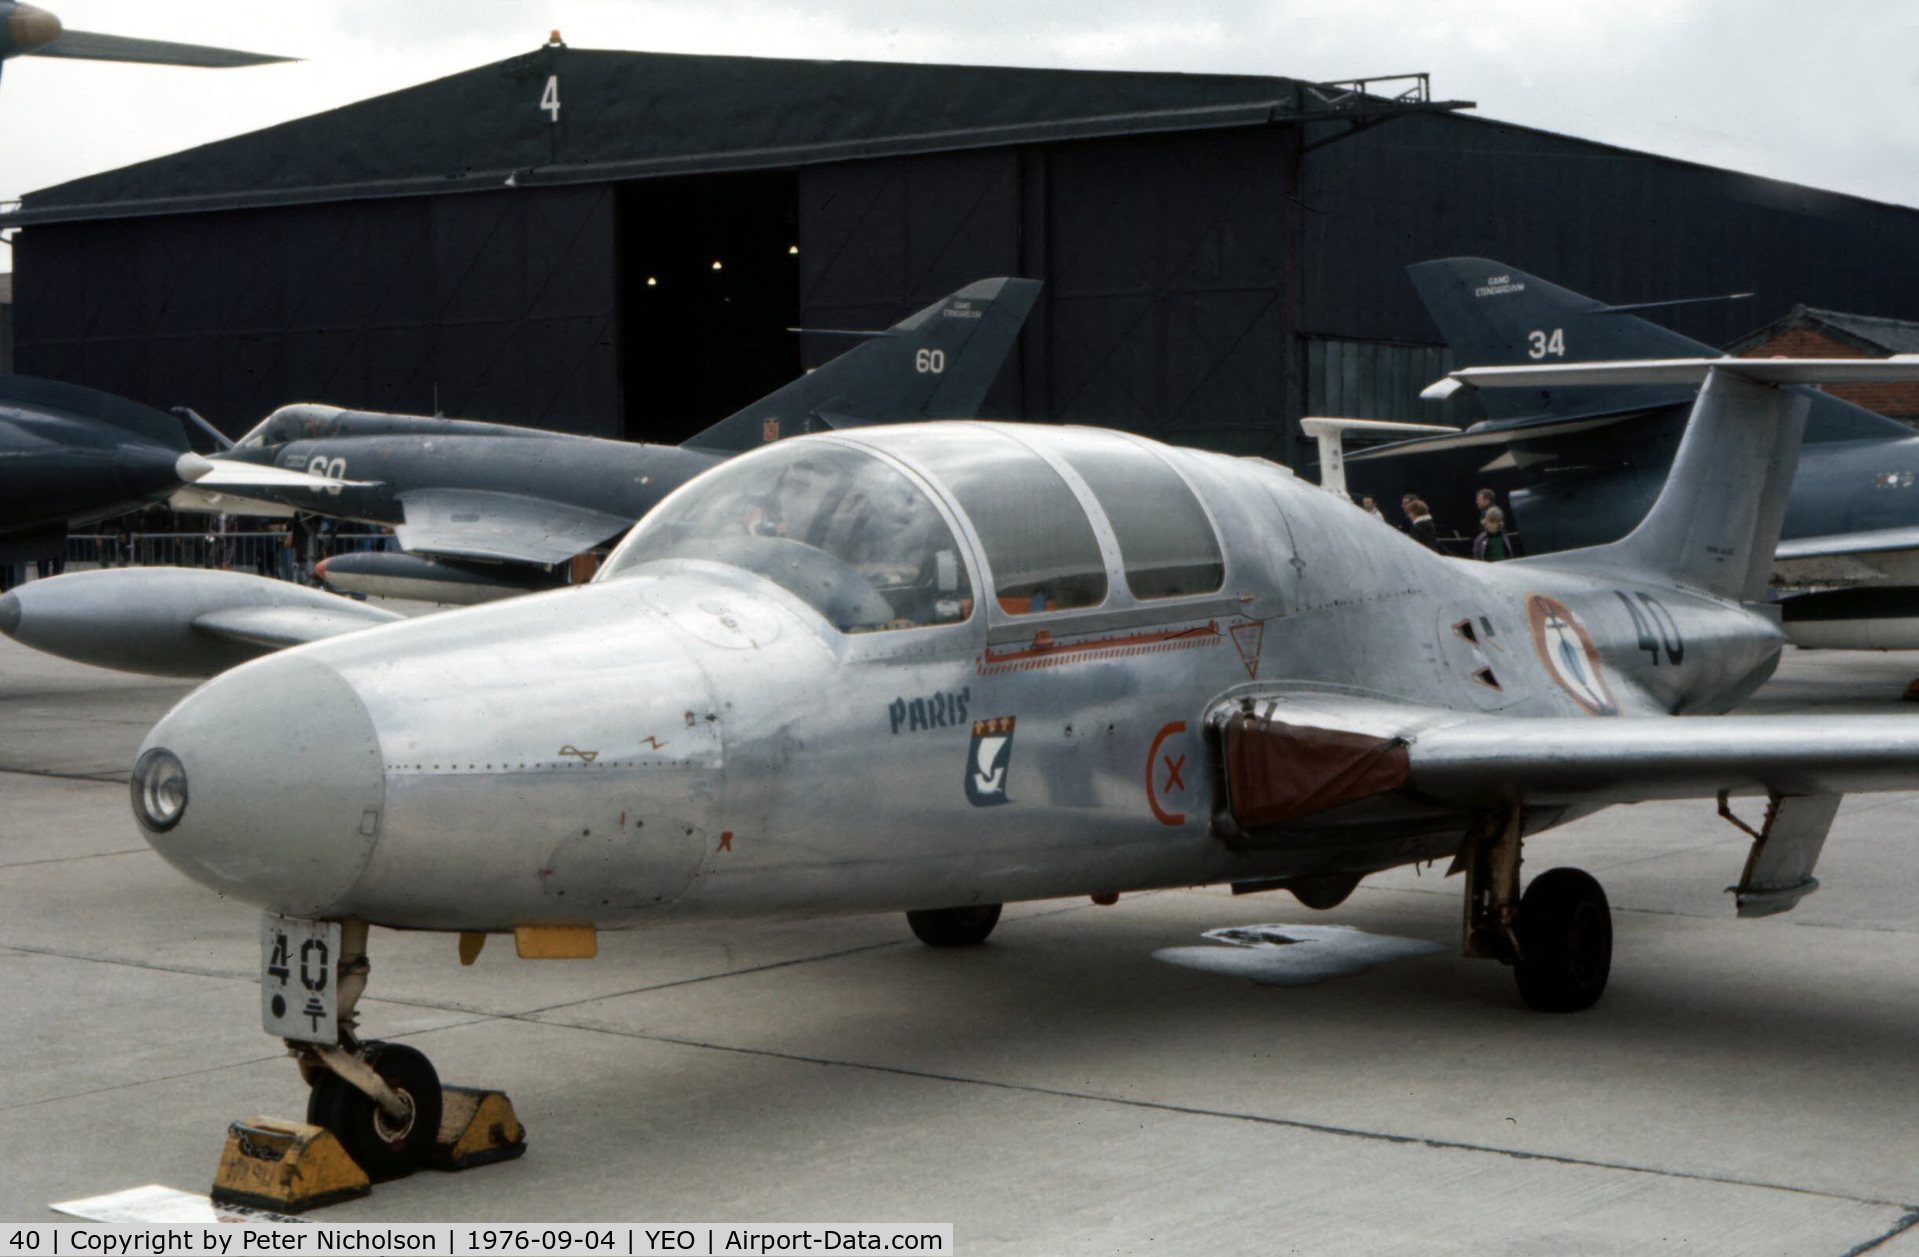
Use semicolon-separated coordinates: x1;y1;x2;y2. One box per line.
132;746;189;832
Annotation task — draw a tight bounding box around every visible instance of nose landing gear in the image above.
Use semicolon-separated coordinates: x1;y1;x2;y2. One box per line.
214;918;524;1212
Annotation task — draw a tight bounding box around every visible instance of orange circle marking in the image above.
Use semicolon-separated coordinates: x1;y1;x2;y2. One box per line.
1146;720;1189;826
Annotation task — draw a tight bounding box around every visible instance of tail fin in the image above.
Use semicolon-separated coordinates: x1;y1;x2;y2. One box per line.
1421;358;1919;600
1585;370;1806;601
682;277;1041;453
0;373;188;451
1409;258;1720;424
1411;258;1914;443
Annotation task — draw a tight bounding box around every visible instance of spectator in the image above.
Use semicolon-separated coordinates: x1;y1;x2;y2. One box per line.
1359;494;1386;521
1404;497;1444;552
1474;506;1520;561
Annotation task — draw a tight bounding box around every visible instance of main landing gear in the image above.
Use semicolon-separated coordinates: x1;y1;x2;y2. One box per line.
1460;810;1613;1013
906;903;1002;947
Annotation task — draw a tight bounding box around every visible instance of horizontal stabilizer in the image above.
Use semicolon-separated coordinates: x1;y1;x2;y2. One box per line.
1345;410;1661;461
1775;525;1919;562
395;489;632;565
1424;355;1919;400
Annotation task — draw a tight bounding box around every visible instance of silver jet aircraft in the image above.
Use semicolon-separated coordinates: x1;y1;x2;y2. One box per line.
127;355;1919;1179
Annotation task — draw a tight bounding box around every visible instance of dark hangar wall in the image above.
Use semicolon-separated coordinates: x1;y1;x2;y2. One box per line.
12;186;623;437
1298;111;1919;349
18;55;1919;463
796;129;1289;454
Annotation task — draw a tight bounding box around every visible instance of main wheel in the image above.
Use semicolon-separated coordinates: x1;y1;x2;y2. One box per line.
906;903;1002;947
1288;872;1362;911
1513;867;1612;1013
306;1040;443;1180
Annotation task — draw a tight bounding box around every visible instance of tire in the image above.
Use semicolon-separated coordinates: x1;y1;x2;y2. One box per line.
1513;867;1612;1013
1289;873;1362;911
306;1040;443;1180
906;903;1002;947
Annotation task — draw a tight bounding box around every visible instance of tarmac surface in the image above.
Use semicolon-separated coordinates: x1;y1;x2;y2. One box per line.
4;627;1919;1253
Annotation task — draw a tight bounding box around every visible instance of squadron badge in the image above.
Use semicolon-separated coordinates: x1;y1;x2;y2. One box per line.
966;716;1017;806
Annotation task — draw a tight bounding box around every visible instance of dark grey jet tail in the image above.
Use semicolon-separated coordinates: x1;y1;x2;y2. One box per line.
1408;258;1715;425
1409;257;1911;442
1422;358;1919;601
0;373;189;451
682;277;1041;453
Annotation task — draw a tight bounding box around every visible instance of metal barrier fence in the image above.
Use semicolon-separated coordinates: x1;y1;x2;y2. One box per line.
61;530;391;578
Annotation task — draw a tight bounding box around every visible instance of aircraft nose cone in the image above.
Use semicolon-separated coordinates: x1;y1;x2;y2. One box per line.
10;5;63;54
0;591;20;638
134;654;385;915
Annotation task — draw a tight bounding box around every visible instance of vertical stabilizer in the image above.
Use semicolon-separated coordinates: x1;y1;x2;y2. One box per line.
683;277;1041;453
1408;258;1712;423
1581;370;1806;602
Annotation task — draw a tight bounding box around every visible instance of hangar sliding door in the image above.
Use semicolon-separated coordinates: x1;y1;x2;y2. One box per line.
797;150;1024;417
13;186;623;439
1034;128;1290;456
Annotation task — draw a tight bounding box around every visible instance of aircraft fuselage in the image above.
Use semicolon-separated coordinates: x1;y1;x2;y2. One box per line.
136;425;1784;932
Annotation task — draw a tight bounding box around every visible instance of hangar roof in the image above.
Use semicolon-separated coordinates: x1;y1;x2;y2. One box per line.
7;47;1461;225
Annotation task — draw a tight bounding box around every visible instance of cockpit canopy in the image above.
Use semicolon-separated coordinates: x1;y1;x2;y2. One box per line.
234;405;550;449
600;423;1225;634
234;405;354;449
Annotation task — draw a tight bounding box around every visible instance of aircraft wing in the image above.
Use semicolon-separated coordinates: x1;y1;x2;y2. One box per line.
192;603;402;651
1217;693;1919;826
393;489;632;566
1775;526;1919;562
29;29;294;67
178;453;372;491
1344;409;1663;461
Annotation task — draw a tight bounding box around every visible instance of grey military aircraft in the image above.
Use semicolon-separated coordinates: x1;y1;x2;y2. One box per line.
1349;258;1919;650
193;277;1040;604
0;373;356;569
0;278;1039;671
122;351;1919;1179
0;2;291;70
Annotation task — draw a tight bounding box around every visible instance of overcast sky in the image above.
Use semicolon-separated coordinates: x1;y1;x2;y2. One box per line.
3;0;1916;235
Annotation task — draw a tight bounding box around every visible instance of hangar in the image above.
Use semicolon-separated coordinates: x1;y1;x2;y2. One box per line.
11;43;1919;466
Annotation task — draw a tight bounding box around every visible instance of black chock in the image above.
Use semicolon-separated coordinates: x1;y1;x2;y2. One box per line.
432;1086;527;1170
211;1117;371;1213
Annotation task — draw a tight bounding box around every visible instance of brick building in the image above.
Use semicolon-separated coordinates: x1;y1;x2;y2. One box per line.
1733;306;1919;422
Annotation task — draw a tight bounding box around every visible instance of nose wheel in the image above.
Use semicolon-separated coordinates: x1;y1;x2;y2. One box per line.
306;1040;444;1180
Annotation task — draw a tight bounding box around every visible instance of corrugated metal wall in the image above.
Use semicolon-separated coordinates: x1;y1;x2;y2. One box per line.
12;186;621;438
19;105;1919;458
1298;112;1919;349
1305;338;1477;424
798;128;1292;453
